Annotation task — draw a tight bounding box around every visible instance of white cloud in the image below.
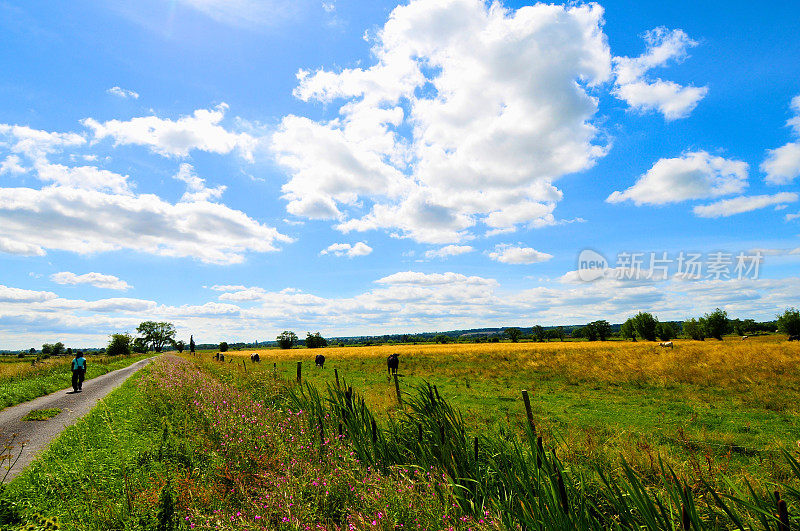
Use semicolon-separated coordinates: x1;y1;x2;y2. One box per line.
0;237;45;257
320;241;373;258
33;161;132;194
376;271;497;287
607;151;748;205
322;1;335;13
50;271;132;291
693;192;799;218
0;155;25;175
0;186;292;264
173;163;226;202
218;287;268;302
209;284;250;292
273;0;612;243
0;285;57;303
762;95;800;185
83;104;257;161
424;245;474;259
487;244;553;264
0;124;85;159
107;86;139;99
613;27;707;120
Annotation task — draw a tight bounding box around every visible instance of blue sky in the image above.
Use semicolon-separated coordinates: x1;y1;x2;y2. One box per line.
1;0;799;348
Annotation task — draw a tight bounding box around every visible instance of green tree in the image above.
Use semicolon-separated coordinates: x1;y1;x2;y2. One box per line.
277;331;298;349
632;312;659;341
590;320;612;341
219;341;228;352
136;321;177;352
620;318;637;341
189;335;195;354
683;318;705;340
29;347;35;356
701;308;729;340
106;333;133;356
174;340;185;353
552;326;565;342
656;322;676;341
531;325;546;342
504;327;522;343
132;337;148;354
580;323;598;341
306;332;328;348
777;308;800;337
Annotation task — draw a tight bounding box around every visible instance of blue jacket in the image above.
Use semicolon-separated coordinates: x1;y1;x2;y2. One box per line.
72;357;86;371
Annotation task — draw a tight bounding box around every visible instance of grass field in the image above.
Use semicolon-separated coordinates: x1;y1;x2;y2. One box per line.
210;336;800;488
5;343;799;529
0;353;153;411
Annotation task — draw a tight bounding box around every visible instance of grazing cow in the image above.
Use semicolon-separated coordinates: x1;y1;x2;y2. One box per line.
214;352;219;361
741;336;748;341
659;341;674;349
387;353;399;378
315;354;325;368
789;335;800;341
250;352;260;362
219;353;225;362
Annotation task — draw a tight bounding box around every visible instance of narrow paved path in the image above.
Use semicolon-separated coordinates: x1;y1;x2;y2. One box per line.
0;356;155;482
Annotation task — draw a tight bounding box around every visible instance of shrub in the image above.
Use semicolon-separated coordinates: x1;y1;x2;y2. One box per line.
777;308;800;336
701;308;729;340
107;333;133;357
277;331;298;349
219;342;228;352
632;312;658;341
683;318;705;340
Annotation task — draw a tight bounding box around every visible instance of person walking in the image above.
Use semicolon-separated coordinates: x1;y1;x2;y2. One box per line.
71;351;87;392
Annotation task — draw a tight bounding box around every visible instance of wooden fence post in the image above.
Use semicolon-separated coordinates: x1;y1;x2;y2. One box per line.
778;498;789;531
394;373;402;404
474;436;479;464
242;360;247;373
296;361;302;383
521;390;536;436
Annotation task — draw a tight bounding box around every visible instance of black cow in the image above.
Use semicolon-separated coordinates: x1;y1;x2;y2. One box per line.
250;352;260;362
789;335;800;341
219;353;225;362
387;353;399;379
315;354;325;368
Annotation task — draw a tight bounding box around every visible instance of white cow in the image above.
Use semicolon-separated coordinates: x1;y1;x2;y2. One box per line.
741;336;748;340
659;341;674;349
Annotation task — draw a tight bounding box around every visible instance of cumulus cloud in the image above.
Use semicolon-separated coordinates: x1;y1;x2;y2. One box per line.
0;155;25;175
613;27;707;120
376;271;497;287
424;245;474;259
107;86;139;99
33;161;132;194
0;237;45;257
83;103;257;160
218;287;268;302
607;151;748;205
320;241;373;257
692;192;798;218
487;244;553;264
173;163;226;202
273;0;612;243
0;285;57;303
0;186;292;264
50;271;132;291
762;95;800;185
0;124;85;159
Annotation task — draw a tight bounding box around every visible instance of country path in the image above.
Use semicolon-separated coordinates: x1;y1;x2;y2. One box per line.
0;356;155;482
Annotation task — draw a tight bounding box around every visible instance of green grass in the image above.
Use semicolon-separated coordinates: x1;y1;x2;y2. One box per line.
3;364;213;529
209;339;800;490
0;354;152;412
20;409;61;421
